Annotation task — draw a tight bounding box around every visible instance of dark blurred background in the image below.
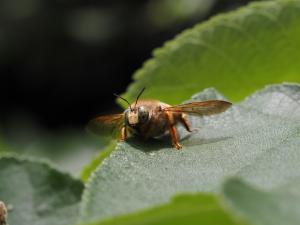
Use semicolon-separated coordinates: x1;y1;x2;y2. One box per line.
0;0;254;134
0;0;256;174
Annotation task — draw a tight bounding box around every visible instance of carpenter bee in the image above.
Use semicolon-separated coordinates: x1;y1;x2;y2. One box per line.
88;88;232;149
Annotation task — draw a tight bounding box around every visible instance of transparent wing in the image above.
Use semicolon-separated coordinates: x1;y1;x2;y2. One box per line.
163;100;232;116
87;113;125;137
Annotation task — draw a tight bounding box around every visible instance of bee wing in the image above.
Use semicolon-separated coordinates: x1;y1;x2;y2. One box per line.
87;113;125;137
163;100;232;116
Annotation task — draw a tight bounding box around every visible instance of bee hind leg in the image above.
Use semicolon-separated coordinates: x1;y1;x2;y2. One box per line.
180;114;193;132
166;112;182;150
169;125;182;149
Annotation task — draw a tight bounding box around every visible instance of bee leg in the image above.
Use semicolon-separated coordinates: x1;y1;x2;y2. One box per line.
120;126;127;141
166;112;182;150
180;113;193;132
169;126;182;150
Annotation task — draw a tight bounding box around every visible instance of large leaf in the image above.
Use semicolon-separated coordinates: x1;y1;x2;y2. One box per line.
0;155;84;225
79;177;300;225
79;194;246;225
80;83;300;223
121;0;300;106
81;140;117;182
223;178;300;225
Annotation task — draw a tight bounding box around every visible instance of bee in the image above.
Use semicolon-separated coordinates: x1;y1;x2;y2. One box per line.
88;88;232;149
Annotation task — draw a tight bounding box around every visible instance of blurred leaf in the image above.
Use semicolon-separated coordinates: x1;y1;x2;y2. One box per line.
4;129;107;177
223;178;300;225
0;135;11;153
66;8;119;44
0;0;41;19
122;0;300;106
0;155;84;225
78;194;245;225
146;0;216;28
81;140;117;182
79;84;300;223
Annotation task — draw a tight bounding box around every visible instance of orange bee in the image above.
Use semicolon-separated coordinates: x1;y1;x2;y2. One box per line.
88;88;232;149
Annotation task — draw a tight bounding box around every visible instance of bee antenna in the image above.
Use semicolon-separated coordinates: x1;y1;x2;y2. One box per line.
114;93;132;111
134;87;146;109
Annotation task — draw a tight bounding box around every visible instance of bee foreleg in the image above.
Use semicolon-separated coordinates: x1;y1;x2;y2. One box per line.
120;126;128;141
165;112;182;150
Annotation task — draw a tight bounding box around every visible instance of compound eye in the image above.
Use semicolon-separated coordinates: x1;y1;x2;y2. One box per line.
138;106;149;123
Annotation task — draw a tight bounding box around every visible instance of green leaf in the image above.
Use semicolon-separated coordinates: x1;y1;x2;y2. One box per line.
79;177;300;225
0;155;84;225
79;194;246;225
121;0;300;106
223;178;300;225
80;83;300;223
146;0;216;28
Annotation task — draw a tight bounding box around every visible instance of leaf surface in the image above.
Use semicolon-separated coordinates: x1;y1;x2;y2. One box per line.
79;194;245;225
223;178;300;225
80;84;300;223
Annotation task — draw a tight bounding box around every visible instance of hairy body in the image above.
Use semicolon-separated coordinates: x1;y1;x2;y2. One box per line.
122;100;192;149
88;88;231;150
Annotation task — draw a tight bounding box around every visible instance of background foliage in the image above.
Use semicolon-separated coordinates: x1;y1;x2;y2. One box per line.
122;0;300;105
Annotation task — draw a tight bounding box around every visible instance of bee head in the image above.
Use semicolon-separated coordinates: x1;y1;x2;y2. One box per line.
125;106;149;126
114;87;147;127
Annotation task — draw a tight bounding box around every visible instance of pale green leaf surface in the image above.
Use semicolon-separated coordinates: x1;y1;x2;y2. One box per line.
81;140;117;182
223;178;300;225
121;0;300;106
80;84;300;223
0;155;84;225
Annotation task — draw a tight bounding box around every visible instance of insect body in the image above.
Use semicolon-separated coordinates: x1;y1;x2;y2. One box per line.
124;99;187;149
88;88;232;150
